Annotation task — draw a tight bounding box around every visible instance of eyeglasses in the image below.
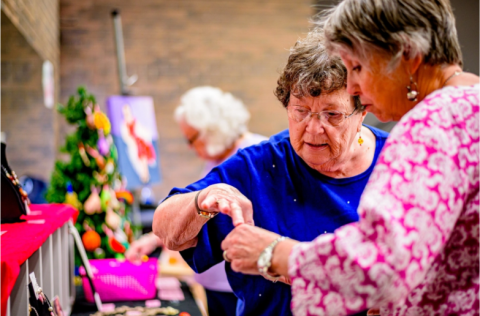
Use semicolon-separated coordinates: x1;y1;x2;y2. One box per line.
187;132;200;146
286;106;358;126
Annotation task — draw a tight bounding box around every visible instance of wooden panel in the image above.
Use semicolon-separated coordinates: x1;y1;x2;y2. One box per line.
41;236;55;299
27;249;43;290
10;261;28;316
52;228;63;304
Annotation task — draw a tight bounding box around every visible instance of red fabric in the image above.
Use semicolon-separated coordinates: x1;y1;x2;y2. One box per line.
0;204;78;316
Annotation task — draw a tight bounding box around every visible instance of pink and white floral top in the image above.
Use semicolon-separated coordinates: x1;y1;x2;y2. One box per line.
289;85;479;316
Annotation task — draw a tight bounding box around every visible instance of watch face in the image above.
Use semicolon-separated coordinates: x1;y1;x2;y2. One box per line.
258;250;272;268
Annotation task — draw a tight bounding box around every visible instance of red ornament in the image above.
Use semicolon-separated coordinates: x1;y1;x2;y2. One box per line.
108;236;126;254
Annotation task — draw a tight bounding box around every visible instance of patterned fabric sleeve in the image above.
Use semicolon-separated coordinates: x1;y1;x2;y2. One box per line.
289;86;479;316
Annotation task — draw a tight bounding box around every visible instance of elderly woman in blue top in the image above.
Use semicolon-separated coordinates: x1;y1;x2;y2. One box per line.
153;31;389;316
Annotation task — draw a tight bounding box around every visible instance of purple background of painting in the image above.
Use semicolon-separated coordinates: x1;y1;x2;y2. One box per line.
106;95;159;140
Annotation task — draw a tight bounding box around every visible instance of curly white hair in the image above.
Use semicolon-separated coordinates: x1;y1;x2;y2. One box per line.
174;86;250;157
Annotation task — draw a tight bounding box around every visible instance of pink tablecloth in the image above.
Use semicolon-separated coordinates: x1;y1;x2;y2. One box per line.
1;204;78;316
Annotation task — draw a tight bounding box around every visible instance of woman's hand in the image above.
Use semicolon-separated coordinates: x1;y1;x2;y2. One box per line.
125;233;161;263
199;184;254;227
153;184;254;251
222;225;298;277
221;224;280;275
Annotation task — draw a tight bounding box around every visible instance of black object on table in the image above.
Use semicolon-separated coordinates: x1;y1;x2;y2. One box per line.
71;282;202;316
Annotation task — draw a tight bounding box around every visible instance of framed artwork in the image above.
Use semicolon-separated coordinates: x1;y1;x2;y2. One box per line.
106;96;162;190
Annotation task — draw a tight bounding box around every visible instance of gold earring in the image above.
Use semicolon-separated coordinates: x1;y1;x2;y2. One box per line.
406;76;418;101
358;133;364;146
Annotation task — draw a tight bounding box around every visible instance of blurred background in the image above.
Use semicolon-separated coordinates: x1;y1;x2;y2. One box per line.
2;0;479;204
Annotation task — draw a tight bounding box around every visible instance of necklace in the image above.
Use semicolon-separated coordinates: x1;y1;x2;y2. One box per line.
29;305;39;316
2;165;31;205
37;287;55;316
443;71;463;87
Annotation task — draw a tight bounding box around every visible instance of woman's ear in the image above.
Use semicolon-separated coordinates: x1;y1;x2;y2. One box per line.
402;52;423;76
357;110;367;133
360;109;367;120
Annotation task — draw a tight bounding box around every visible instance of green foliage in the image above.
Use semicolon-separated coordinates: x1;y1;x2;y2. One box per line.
47;86;133;265
47;87;98;203
57;87;96;124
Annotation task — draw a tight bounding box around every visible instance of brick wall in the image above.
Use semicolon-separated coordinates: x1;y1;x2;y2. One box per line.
1;0;60;180
2;0;59;63
60;0;314;200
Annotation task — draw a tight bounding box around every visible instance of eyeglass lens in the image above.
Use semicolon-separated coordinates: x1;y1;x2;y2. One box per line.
288;107;346;126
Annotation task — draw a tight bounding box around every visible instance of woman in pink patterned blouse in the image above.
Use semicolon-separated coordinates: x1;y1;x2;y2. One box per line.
220;0;479;315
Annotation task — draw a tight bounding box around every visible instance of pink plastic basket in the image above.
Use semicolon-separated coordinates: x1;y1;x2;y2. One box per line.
79;258;158;302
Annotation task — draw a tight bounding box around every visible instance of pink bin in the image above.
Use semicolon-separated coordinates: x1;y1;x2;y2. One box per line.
79;258;158;302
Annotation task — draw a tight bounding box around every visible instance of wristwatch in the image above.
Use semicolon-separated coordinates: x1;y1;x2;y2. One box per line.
195;190;218;219
257;236;288;282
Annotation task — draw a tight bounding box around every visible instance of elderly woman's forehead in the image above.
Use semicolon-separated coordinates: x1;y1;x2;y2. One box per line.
290;89;352;104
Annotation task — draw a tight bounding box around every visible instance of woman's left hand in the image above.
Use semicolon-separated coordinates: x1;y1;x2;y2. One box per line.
221;224;280;275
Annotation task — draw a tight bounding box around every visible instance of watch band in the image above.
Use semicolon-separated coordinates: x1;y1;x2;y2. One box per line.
195;190;218;219
257;236;289;282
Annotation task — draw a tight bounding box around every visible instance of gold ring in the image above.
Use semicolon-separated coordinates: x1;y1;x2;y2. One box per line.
223;250;231;262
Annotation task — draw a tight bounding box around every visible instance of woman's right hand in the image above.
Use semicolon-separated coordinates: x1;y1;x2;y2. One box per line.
125;233;161;263
198;183;254;227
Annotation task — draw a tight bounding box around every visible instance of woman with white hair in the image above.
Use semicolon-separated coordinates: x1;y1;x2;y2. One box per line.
174;86;267;316
175;86;267;178
126;86;266;316
221;0;479;315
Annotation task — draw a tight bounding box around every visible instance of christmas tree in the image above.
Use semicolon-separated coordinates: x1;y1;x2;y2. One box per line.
47;87;134;266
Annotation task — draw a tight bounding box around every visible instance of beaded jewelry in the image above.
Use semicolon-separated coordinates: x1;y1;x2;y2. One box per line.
29;304;39;316
406;76;419;102
358;134;364;146
1;165;31;206
36;287;54;316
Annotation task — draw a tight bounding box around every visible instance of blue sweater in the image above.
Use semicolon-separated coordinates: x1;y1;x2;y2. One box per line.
168;126;389;316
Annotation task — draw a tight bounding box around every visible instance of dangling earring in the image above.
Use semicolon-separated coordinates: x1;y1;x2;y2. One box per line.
406;76;418;102
358;132;364;146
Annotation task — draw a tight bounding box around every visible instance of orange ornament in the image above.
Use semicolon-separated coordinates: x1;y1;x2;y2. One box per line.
82;231;101;252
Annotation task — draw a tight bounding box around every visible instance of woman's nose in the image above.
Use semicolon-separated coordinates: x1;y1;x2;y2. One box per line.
346;75;360;96
305;114;326;134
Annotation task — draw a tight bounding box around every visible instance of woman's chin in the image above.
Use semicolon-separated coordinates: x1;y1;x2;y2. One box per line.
302;155;331;171
370;110;391;123
376;115;391;123
368;106;397;123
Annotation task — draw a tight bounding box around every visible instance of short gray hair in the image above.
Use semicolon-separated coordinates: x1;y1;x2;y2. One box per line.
275;31;362;110
318;0;463;70
174;86;250;157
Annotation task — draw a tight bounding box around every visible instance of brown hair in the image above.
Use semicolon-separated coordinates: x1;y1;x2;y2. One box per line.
275;31;362;109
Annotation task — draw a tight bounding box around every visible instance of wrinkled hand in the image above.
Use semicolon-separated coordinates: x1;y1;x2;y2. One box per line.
198;184;254;227
221;224;280;275
277;275;291;285
125;233;160;263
